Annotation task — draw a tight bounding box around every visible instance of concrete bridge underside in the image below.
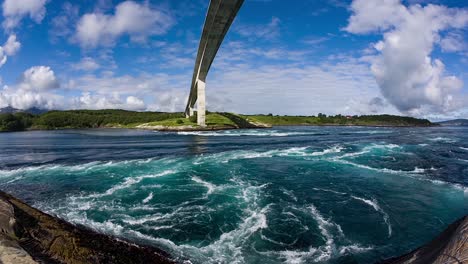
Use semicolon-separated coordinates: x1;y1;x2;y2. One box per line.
185;0;244;126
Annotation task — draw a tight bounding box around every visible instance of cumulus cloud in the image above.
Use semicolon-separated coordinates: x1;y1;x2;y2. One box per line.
0;34;21;68
19;66;60;91
368;97;388;113
440;32;466;52
2;0;47;30
73;92;146;111
345;0;468;115
0;47;7;68
72;57;101;71
3;34;20;55
75;1;174;48
0;66;62;109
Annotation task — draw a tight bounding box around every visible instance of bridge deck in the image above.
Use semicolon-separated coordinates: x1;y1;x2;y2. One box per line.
185;0;244;117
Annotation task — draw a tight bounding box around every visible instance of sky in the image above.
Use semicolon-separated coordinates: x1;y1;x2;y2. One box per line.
0;0;467;120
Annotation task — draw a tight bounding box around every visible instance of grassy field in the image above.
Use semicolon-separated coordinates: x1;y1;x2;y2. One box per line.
140;113;237;128
244;114;433;127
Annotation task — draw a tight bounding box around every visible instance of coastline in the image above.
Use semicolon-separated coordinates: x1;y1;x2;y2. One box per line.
0;123;437;134
1;110;437;133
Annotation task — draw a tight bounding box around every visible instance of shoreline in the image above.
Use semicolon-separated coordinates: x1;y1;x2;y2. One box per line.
0;123;441;134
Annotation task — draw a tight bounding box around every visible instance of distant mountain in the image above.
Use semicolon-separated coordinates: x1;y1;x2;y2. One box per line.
437;119;468;126
0;106;48;115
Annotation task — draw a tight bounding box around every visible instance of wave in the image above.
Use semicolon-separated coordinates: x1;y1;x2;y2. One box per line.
334;159;426;175
350;196;392;237
312;188;347;195
177;130;315;137
281;188;299;202
333;143;401;160
338;244;373;255
332;159;466;192
310;146;344;156
460;147;468;151
194;145;345;164
429;137;457;143
192;176;218;195
0;158;170;178
142;192;153;203
269;204;373;264
306;205;342;262
92;170;176;198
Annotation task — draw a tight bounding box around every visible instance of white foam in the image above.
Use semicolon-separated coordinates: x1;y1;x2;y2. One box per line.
312;188;347;195
177;130;313;137
351;196;392;237
281;188;298;202
142;192;153;203
192;176;217;195
430;137;457;143
306;205;343;262
92;170;176;197
195;147;311;164
460;147;468;151
195;145;348;165
338;244;373;254
310;146;344;156
0;158;178;178
334;159;425;175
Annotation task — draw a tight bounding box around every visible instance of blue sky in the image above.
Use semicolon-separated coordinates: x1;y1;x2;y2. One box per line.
0;0;467;120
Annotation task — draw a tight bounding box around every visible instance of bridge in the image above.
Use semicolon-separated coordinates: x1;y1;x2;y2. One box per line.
184;0;245;126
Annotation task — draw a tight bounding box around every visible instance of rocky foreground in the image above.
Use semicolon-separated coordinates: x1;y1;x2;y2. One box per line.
0;191;175;264
381;215;467;264
0;190;466;264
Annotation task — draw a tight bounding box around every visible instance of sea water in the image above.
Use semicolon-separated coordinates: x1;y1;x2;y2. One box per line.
0;126;466;263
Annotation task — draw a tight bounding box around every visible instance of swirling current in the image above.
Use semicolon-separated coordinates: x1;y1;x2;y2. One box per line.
0;126;467;263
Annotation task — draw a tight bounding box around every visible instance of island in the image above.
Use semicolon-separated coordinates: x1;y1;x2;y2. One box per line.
0;109;435;132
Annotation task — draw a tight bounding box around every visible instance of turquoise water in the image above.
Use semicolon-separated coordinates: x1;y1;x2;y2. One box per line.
0;126;466;263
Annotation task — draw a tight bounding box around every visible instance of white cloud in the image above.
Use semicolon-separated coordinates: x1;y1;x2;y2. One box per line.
345;0;468;114
73;92;146;111
72;57;101;71
3;34;20;55
2;0;47;30
0;66;61;109
49;2;80;42
0;34;21;68
235;17;281;40
75;1;174;48
440;32;465;52
19;66;60;91
344;0;406;34
206;58;391;115
0;47;7;67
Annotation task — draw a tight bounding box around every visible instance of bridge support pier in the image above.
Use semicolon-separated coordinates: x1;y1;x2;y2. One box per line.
186;107;194;118
197;80;206;127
